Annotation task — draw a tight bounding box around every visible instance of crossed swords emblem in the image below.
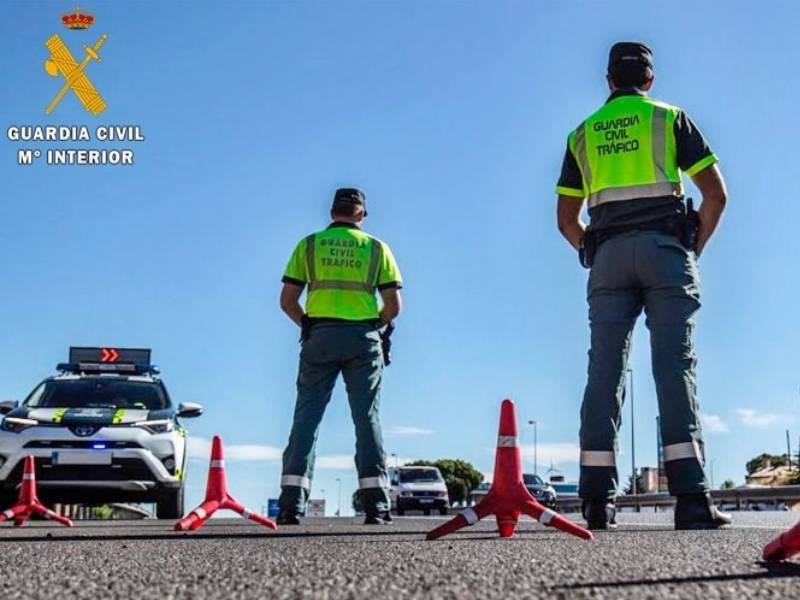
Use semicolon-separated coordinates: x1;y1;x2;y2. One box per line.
44;33;108;116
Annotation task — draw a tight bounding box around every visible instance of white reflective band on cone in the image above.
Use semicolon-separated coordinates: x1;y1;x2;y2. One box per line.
210;460;225;468
663;441;702;462
497;436;519;448
539;508;557;525
193;507;207;520
281;475;311;489
461;507;479;525
23;474;34;480
359;476;388;489
3;509;14;519
580;450;616;467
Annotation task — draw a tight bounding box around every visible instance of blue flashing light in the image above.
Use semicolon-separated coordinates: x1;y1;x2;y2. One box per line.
92;443;107;450
56;362;160;375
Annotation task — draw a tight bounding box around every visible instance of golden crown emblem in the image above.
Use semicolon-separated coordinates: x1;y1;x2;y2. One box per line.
61;6;95;30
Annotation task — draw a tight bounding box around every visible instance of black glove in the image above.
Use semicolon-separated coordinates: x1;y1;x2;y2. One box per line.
681;197;700;253
300;315;312;343
379;323;395;366
579;231;597;269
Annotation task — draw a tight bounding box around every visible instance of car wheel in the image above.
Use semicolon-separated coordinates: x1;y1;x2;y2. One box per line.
156;487;184;520
423;508;431;516
396;508;405;516
439;508;449;516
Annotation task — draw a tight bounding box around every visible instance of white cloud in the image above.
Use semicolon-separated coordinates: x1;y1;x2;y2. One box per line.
186;437;411;472
701;413;728;433
384;426;434;437
315;455;353;470
187;437;282;461
520;442;580;465
736;409;783;429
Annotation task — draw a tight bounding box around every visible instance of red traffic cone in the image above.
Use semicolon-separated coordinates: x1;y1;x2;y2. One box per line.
175;435;278;532
427;399;593;541
763;520;800;561
0;456;73;527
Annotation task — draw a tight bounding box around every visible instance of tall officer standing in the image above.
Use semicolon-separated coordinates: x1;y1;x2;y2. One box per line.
555;42;730;530
277;188;402;525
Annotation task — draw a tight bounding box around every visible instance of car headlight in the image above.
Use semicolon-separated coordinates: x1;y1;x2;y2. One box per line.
1;417;38;433
437;491;448;498
401;491;413;497
133;419;174;434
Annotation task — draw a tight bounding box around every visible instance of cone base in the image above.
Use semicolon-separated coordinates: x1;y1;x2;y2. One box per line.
0;456;73;528
425;400;593;543
763;529;800;562
175;437;277;533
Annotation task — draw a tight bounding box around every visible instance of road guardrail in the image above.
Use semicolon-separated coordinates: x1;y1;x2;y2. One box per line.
471;485;800;513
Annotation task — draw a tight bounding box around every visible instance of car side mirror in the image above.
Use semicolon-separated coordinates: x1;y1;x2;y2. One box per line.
177;402;203;418
0;401;18;415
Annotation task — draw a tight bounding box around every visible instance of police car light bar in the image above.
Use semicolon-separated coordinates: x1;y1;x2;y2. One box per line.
69;347;151;365
58;347;158;375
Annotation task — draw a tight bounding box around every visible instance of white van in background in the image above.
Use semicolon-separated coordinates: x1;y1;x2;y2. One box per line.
389;466;449;515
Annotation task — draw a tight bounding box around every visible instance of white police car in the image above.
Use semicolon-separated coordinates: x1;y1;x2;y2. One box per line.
0;348;202;518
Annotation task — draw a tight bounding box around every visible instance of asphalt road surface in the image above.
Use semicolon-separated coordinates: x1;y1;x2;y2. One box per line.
1;512;800;599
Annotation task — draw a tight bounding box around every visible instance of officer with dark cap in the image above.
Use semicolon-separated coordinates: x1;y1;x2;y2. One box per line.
555;42;730;530
276;188;403;525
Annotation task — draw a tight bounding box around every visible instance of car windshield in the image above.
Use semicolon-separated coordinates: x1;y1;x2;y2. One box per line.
25;378;168;410
399;469;442;483
523;474;544;486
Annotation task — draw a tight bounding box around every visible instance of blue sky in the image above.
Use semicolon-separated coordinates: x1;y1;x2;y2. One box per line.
2;1;798;515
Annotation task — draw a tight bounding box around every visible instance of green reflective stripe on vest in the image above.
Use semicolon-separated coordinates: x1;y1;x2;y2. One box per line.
574;123;592;189
366;239;382;290
572;95;683;209
305;234;317;282
652;105;668;183
310;280;372;292
588;182;682;208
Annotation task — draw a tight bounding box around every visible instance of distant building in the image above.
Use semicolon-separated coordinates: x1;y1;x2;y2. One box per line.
637;467;660;494
746;464;798;487
656;417;668;493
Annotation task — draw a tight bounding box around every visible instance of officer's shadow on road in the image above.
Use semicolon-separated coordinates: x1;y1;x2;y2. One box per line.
553;561;800;591
0;528;437;544
0;525;682;545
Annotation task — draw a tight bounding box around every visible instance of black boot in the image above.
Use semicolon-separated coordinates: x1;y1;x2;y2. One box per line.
276;510;300;525
674;493;731;530
364;511;393;525
582;499;617;530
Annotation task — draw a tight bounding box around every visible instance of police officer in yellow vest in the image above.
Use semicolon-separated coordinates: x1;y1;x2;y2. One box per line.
556;43;730;530
277;188;402;525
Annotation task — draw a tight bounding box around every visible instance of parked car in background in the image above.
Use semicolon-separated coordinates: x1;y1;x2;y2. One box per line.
389;466;449;515
469;474;557;509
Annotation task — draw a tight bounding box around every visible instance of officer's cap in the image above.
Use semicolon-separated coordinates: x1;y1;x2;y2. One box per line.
332;187;367;216
608;42;653;71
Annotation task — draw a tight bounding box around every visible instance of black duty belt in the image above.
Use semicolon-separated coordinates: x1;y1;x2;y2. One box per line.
579;198;699;269
300;316;382;342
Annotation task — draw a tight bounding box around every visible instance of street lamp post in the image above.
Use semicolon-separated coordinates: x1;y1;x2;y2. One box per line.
627;368;636;500
336;478;342;517
528;420;538;477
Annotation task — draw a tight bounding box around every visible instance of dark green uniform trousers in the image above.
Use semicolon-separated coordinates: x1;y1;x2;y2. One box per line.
279;322;390;516
579;230;709;500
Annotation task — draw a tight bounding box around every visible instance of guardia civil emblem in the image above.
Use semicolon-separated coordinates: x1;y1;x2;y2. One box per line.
44;6;108;116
